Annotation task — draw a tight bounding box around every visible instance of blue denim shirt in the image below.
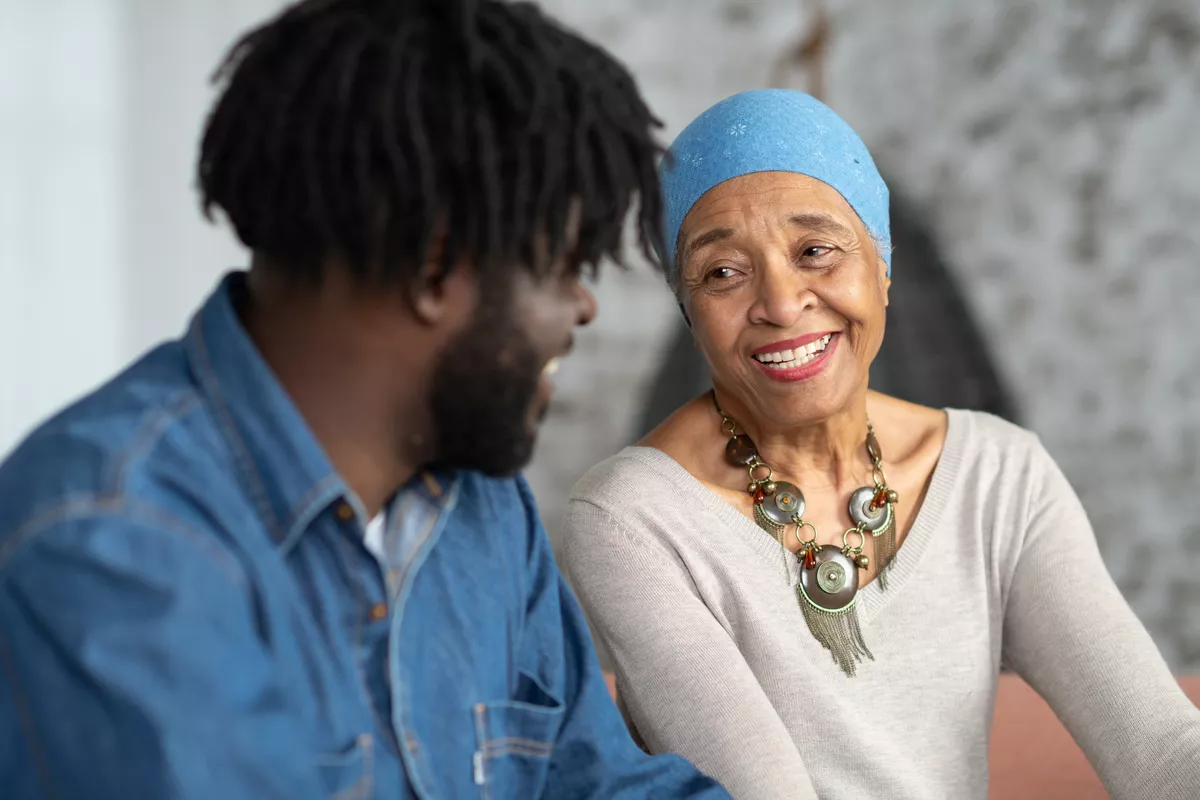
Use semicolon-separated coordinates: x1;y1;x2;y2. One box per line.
0;273;727;799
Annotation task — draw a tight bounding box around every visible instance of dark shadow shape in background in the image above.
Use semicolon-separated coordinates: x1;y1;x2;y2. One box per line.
635;183;1020;438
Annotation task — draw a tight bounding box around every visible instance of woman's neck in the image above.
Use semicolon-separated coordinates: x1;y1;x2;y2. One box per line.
714;388;873;492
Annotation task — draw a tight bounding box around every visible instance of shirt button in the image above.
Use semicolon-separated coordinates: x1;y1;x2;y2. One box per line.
335;503;354;522
369;602;388;621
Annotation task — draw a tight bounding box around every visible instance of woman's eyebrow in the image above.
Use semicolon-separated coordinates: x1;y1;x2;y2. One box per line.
787;212;856;240
680;226;736;264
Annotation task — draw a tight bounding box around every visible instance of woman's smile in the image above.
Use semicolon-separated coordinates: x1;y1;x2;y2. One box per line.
751;332;840;382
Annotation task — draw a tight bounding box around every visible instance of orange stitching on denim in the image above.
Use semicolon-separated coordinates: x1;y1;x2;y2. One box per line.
0;496;246;586
106;392;201;494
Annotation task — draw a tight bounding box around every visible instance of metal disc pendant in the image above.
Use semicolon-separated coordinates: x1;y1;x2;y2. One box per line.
848;486;889;532
797;545;873;677
759;481;805;526
798;545;858;610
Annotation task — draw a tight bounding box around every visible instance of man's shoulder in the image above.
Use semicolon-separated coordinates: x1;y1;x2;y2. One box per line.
0;342;244;569
449;469;535;507
447;470;540;531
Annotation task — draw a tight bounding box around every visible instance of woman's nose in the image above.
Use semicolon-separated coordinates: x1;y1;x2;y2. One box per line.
749;258;818;326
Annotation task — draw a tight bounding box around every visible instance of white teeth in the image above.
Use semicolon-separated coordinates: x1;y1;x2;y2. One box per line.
766;352;816;369
754;334;833;367
543;358;560;376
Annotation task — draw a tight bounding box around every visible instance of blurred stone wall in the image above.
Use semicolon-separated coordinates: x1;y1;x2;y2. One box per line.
523;0;1200;669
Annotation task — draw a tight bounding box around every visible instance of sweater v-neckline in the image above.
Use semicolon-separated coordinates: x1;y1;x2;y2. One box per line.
625;408;967;622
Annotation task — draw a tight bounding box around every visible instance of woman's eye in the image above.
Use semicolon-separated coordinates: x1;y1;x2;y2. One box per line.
800;246;832;259
708;266;738;280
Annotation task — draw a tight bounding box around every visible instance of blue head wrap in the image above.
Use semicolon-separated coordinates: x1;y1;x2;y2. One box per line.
660;89;891;282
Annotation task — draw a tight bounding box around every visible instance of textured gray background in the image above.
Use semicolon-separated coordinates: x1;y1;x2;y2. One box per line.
523;0;1200;670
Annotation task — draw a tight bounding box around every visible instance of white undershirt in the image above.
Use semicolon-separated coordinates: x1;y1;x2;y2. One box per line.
364;511;386;563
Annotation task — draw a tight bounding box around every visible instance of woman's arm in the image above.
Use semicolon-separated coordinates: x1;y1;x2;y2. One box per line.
563;499;818;800
1002;442;1200;799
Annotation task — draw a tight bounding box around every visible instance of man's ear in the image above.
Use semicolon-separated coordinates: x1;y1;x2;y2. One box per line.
407;230;478;326
410;257;477;327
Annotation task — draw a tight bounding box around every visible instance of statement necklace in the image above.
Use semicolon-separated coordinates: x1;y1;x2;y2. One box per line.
715;392;899;677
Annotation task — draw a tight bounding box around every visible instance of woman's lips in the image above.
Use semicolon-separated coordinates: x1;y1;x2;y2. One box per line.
751;332;839;382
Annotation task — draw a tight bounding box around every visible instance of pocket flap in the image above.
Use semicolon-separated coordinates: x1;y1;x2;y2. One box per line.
473;670;565;758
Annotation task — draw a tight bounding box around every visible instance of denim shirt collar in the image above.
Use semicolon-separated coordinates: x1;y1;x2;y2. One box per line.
184;272;351;549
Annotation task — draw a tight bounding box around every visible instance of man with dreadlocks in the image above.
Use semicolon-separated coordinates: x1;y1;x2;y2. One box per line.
0;1;730;797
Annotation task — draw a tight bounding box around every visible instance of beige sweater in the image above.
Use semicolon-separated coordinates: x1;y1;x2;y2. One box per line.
562;409;1200;799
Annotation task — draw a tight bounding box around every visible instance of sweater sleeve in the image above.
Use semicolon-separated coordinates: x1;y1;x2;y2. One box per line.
1001;441;1200;799
563;499;818;800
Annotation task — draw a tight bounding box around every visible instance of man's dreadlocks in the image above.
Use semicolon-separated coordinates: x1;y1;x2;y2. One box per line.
197;0;665;286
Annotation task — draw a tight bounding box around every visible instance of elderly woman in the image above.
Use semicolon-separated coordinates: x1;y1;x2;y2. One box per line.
562;89;1200;799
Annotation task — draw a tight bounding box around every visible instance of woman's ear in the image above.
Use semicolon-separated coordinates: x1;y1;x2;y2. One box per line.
677;302;693;329
879;257;892;309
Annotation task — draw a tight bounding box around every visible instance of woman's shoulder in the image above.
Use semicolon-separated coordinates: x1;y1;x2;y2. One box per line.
564;445;711;569
944;407;1045;465
569;445;683;512
869;392;1043;462
915;406;1062;529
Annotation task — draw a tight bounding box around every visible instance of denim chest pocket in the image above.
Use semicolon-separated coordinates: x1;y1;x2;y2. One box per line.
315;733;373;799
471;671;565;799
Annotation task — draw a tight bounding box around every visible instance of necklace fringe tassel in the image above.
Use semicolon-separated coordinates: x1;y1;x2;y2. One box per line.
798;590;874;677
875;510;897;591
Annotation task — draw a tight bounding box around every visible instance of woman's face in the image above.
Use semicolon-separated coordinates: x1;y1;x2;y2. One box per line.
677;171;890;427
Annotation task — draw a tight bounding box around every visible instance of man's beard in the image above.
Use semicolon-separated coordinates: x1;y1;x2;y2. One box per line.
427;301;545;477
